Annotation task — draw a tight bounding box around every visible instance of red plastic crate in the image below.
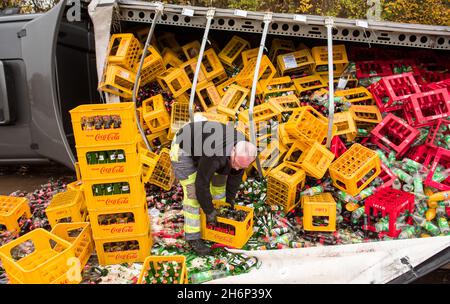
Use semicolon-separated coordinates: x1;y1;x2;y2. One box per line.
370;113;420;157
425;118;450;150
406;144;434;168
420;70;450;84
424;147;450;191
378;163;397;189
369;73;421;112
364;188;415;238
424;79;450;94
355;60;391;79
330;136;347;158
386;59;420;76
403;89;450;127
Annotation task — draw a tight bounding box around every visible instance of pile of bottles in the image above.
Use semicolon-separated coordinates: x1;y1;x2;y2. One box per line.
92;182;130;196
98;212;135;225
86;150;126;165
80;115;122;130
217;206;248;222
141;260;184;284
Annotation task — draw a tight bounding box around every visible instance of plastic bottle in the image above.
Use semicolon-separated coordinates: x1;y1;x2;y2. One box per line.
412;214;440;236
398;225;416;239
190;270;228;284
392;168;413;184
437;217;450;234
428;191;450;202
351;206;365;222
392;178;402;190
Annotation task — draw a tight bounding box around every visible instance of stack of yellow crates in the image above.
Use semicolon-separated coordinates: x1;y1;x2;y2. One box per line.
69;102;152;266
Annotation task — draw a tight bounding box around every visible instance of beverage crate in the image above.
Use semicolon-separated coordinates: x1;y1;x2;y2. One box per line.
182;40;201;59
425;118;450;149
267;162;306;213
0;228;77;284
235;56;276;94
157;32;182;55
70;102;138;147
218;35;250;67
216;77;237;97
195;112;229;124
334;87;375;105
262;76;297;101
403;89;450;127
329;143;381;196
355;60;392;79
238;102;281;125
330;136;347;158
370;113;420;157
311;44;349;76
51;222;94;269
146;130;171;150
98;65;137;99
349;105;382;124
421;70;450;85
276;49;316;76
141;147;175;191
157;67;191;98
180;57;208;85
94;228;152;266
142;94;170;133
406;144;434;168
293;73;328;97
255;139;287;177
268;95;300;122
387;59;420;76
302;193;337;232
202;48;226;83
67;180;83;192
369;72;421;112
378;163;397;189
45;190;88;229
83;170;145;210
162;48;184;68
285;106;332;145
332;111;357;142
200;201;254;249
269;38;296;64
196;81;222;112
424;79;450;94
138;255;187;284
278;123;296;147
217;84;250;119
0;196;31;233
138;46;166;86
364;188;415;238
107;33;142;71
241;48;259;66
170;101;190;136
76;135;140;179
283;140;311;166
89;203;149;239
425;147;450;191
302;142;335;179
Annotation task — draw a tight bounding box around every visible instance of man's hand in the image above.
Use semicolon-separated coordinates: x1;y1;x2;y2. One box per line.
206;209;218;226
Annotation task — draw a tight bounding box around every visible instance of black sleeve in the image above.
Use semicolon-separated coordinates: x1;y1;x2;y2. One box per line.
225;169;244;205
195;157;221;215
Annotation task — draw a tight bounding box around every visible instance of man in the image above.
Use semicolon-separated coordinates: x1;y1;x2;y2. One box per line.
170;120;257;255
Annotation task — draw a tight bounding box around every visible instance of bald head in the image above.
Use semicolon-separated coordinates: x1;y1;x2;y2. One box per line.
231;141;257;170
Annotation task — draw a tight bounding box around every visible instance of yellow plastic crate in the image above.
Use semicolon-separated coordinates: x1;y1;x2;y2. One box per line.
238;102;282;125
283;140;311;165
0;196;31;233
311;44;349;76
157;67;192;98
302;193;337;232
67;180;83;192
269;38;296;64
46;190;87;229
89;203;149;239
235;56;276;94
51;222;94;269
334;87;375;105
278;123;296;147
0;228;77;284
202;48;227;83
196;81;222;112
241;48;259;66
170;101;190;136
285;106;332;145
200;201;253;249
94;228;152;266
107;33;142;71
267;162;306;213
76;136;140;179
262;76;297;101
83;170;145;210
138;46;166;86
98;65;137;99
180;57;208;85
350;105;382;124
217;84;250;119
216;77;237;97
142;94;170;133
194;112;229;124
268;95;300;122
322;74;359;89
162;48;184;68
141;147;175;191
218;35;250;67
157;32;182;55
299;142;335;179
332;111;357;142
70;102;138;147
329;143;381;196
276;49;316;76
182;40;201;59
146;130;171;150
138;255;187;284
255;139;287;177
293;73;328;97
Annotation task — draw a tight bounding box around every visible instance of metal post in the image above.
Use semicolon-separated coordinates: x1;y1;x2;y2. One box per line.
325;17;335;149
189;8;215;121
132;2;164;152
248;13;272;178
